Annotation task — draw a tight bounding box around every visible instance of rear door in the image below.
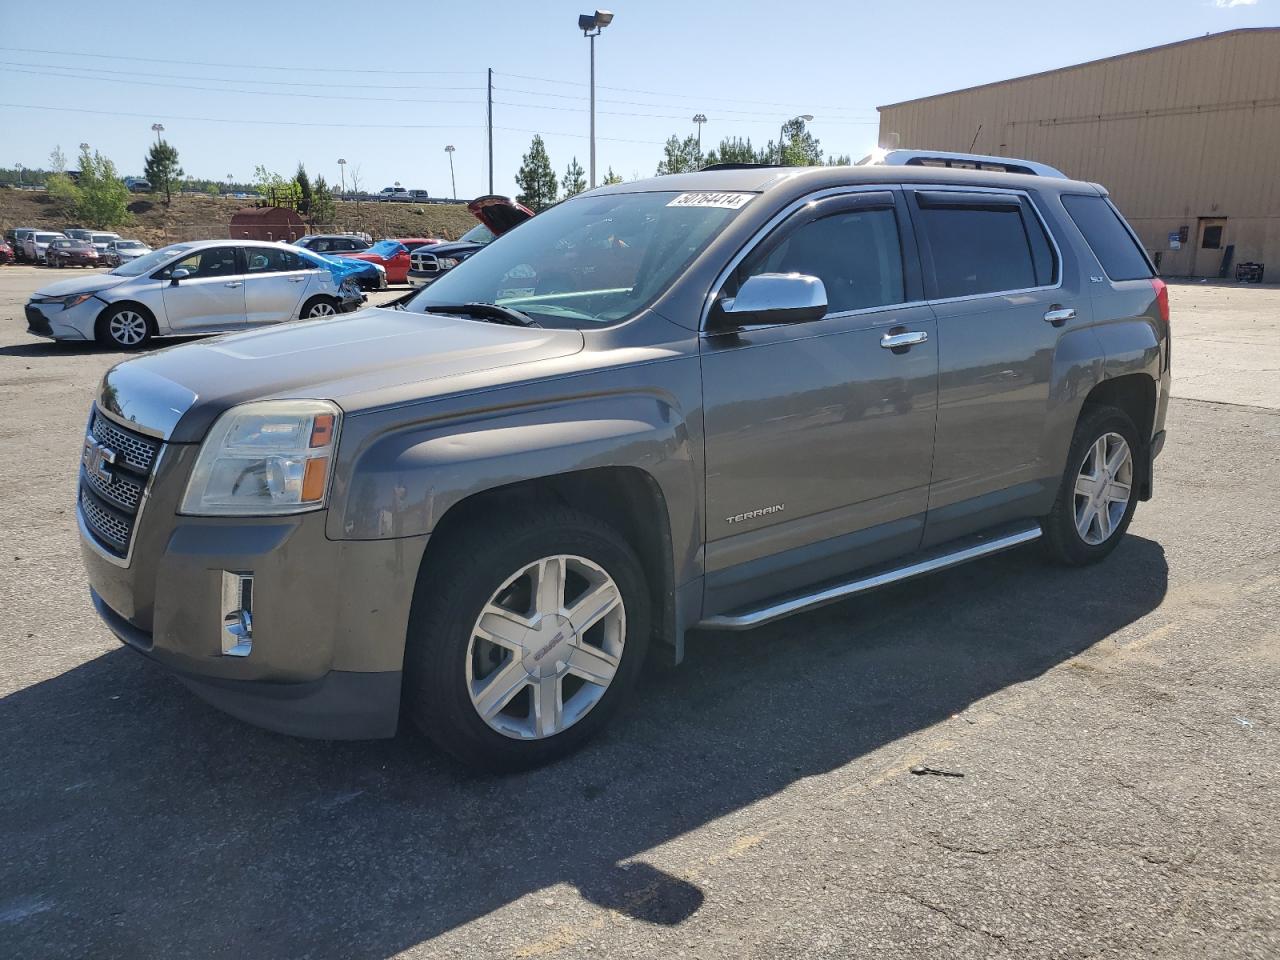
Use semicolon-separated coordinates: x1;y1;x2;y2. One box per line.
907;187;1080;545
242;246;320;324
157;246;247;332
700;189;940;614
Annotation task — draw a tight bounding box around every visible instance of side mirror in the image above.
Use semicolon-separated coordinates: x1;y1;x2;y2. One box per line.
711;273;828;330
169;268;190;284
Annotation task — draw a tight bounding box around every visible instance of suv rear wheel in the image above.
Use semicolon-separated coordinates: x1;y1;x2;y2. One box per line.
404;508;650;771
1043;405;1140;565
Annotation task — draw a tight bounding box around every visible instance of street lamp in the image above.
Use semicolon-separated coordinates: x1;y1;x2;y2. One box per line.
337;158;346;194
151;123;164;146
444;144;456;200
692;114;707;153
578;9;614;189
15;162;22;187
777;114;814;164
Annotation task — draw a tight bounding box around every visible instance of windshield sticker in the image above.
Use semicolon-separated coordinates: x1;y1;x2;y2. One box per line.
667;192;754;210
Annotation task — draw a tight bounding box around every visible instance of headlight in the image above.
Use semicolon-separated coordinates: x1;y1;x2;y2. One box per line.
180;400;341;516
436;257;460;269
62;292;96;310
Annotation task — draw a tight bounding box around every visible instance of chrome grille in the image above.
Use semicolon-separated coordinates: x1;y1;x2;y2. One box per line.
79;412;163;559
410;253;440;273
90;412;160;472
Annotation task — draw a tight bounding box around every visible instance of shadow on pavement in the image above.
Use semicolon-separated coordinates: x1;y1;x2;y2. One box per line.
0;536;1168;958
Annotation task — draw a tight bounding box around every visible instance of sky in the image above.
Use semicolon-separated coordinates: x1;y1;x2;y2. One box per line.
0;0;1272;199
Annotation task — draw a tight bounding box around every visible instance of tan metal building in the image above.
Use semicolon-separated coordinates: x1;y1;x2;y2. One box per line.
877;28;1280;277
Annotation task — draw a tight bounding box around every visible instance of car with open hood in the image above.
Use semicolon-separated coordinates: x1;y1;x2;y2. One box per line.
26;238;363;348
74;157;1170;771
407;194;533;287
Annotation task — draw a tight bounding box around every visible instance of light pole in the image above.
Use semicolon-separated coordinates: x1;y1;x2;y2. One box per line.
777;114;814;164
578;9;614;189
151;123;164;146
692;113;707;154
337;158;346;194
444;144;456;200
15;162;22;187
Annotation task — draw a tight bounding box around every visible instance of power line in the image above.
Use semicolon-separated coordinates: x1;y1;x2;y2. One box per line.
0;59;484;91
495;84;878;121
494;126;667;146
493;99;877;126
0;45;475;75
0;101;486;130
0;65;484;105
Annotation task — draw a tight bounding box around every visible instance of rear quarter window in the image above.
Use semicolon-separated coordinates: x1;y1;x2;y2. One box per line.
1061;194;1153;281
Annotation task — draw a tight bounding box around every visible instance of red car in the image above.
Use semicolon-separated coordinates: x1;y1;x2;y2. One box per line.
395;237;444;253
46;238;100;268
331;239;413;284
0;240;13;264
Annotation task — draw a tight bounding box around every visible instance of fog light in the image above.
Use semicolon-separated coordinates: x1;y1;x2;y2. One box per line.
221;571;254;657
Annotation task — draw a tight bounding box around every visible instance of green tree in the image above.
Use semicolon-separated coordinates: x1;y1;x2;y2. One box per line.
515;135;558;211
144;140;183;204
75;145;131;228
46;173;81;218
295;162;312;216
561;156;586;197
252;165;302;208
655;134;703;175
602;167;623;185
826;153;852;166
703;136;762;166
765;118;824;166
49;145;67;173
310;174;336;225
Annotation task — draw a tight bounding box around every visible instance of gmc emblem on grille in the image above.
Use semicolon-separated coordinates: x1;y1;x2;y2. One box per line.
82;434;117;484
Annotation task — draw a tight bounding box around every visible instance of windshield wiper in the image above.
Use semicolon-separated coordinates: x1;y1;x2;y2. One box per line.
420;302;540;327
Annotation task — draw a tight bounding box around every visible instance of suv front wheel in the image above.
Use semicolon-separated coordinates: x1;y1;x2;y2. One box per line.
405;507;651;771
1043;405;1141;565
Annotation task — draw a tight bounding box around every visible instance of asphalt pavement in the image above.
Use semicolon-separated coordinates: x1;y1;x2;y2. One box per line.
0;266;1276;959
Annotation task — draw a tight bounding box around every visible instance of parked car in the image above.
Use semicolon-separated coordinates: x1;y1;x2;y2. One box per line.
25;239;364;348
328;239;413;284
46;238;101;268
65;228;95;242
294;234;371;254
103;239;152;267
407;195;533;288
73;156;1170;770
124;178;151;193
375;186;413;202
25;231;67;263
395;237;444;254
91;232;122;257
409;190;431;201
0;239;13;264
8;228;37;262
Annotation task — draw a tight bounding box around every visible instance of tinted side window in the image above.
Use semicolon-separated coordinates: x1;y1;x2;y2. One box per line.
1061;194;1153;281
164;247;239;279
746;208;906;314
916;203;1038;298
246;248;305;273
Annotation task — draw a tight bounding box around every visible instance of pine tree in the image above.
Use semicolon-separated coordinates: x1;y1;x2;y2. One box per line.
655;134;704;175
144;140;183;204
295;163;313;216
310;174;336;225
602;167;623;185
561;156;586;197
516;135;558;211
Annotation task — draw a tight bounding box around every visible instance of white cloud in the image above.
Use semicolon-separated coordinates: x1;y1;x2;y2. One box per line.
1214;0;1258;7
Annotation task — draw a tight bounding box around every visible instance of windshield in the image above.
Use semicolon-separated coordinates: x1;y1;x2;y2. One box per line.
111;244;192;277
406;191;748;328
458;223;494;244
36;233;61;243
92;234;117;243
117;241;146;250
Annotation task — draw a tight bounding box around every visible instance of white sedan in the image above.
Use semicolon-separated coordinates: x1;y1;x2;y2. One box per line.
24;239;365;349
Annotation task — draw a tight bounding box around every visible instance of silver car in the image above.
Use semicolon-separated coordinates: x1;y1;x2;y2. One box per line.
25;239;362;348
104;239;152;267
26;231;67;263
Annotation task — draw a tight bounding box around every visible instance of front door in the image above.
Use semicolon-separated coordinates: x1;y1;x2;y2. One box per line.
243;246;317;324
700;190;939;615
1194;217;1227;278
906;187;1079;545
158;246;247;332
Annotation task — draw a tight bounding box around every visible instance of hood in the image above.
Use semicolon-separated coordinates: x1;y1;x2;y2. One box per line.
33;273;131;299
413;238;482;258
467;195;534;236
116;307;586;441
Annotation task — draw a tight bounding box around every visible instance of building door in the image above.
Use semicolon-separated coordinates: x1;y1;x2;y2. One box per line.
1194;218;1228;277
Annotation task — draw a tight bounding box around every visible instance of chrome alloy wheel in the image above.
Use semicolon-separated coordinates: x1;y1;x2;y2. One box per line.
108;310;148;346
467;554;625;740
306;300;337;318
1073;432;1133;545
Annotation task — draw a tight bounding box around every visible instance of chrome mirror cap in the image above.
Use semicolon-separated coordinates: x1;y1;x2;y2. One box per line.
715;272;828;329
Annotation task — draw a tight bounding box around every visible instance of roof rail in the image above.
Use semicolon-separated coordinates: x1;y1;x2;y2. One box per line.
698;162;787;171
859;149;1067;179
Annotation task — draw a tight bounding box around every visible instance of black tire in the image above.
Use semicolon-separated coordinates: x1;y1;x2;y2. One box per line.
404;507;651;772
94;304;154;350
1042;404;1141;566
299;295;339;320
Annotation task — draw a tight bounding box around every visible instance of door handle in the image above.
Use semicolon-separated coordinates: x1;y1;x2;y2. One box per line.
288;276;307;282
224;281;243;288
880;330;929;350
1043;306;1075;327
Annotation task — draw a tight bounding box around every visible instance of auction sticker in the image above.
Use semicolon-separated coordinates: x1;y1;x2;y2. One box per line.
667;192;754;210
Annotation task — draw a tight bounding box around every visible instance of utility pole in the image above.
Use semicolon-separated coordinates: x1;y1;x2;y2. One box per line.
693;113;707;153
487;67;494;195
445;145;457;200
151;123;164;146
578;11;613;189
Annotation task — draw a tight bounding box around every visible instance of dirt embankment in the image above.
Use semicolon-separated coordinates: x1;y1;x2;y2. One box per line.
0;189;480;247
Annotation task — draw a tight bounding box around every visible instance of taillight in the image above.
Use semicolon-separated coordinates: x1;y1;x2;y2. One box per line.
1150;277;1169;325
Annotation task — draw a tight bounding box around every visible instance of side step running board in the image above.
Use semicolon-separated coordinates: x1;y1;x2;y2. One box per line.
698;523;1043;631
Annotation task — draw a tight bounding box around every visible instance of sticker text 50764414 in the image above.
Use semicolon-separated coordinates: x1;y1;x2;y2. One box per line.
667;192;754;210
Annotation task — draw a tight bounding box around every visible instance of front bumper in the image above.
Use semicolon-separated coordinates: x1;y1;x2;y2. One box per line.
25;299;97;340
407;271;440;288
81;447;431;739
